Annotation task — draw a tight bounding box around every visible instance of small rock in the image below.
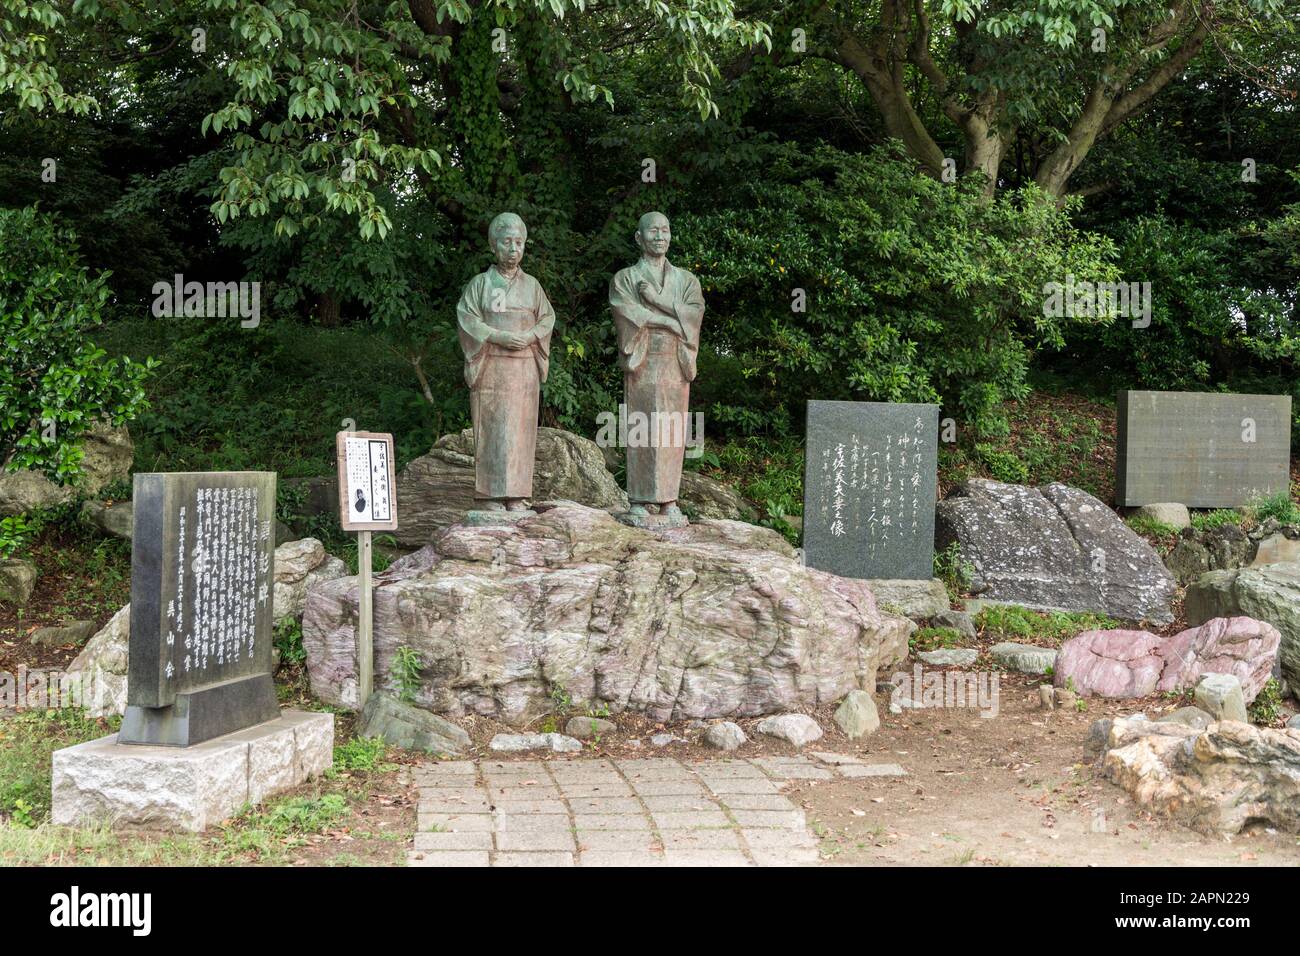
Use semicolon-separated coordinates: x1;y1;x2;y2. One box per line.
756;713;824;747
866;578;949;619
1133;502;1191;531
1194;673;1248;722
29;620;97;648
990;642;1058;675
1156;706;1214;731
358;692;471;754
811;752;862;765
1085;717;1114;756
833;690;879;739
932;608;976;640
703;722;747;751
838;763;907;778
1055;688;1078;709
1287;714;1300;730
489;732;582;753
0;557;38;606
649;733;685;747
79;499;134;540
565;715;616;739
686;719;708;730
917;647;977;667
1038;685;1055;710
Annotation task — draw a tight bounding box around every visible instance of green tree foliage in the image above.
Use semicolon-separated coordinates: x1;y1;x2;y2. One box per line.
670;145;1118;435
0;206;155;480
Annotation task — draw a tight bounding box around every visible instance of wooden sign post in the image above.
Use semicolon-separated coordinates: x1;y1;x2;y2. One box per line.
335;431;398;709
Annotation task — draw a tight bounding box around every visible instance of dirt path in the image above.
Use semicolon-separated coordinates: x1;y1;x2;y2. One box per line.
792;678;1299;866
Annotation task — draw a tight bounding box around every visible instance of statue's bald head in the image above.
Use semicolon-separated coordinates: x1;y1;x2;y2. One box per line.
635;211;671;257
488;212;527;247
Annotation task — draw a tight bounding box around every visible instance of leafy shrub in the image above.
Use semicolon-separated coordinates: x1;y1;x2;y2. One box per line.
0;206;155;481
911;626;964;652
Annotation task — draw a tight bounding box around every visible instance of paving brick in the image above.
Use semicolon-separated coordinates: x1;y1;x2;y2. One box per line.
565;796;644;814
419;796;493;814
487;786;562;801
572;813;651;831
628;780;711;797
496;829;577;852
413;830;492;851
494;852;575;867
491;799;570;816
689;761;767;779
407;850;489;867
574;829;659;852
701;778;781;795
494;813;572;833
731;809;806;829
836;763;908;778
714;793;798;811
640;794;722;812
658;828;743;851
557;783;633;799
417;812;494;832
650;810;731;829
578;851;665;867
661;849;751;866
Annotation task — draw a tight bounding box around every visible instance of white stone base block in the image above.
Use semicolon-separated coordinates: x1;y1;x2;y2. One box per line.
51;710;334;832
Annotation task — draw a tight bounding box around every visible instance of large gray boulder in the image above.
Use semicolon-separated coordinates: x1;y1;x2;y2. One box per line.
1186;563;1300;695
302;503;912;724
0;423;133;516
394;428;629;547
935;479;1175;624
68;538;347;717
678;471;759;522
357;692;470;754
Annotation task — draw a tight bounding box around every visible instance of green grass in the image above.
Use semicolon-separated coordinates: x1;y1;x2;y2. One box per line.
0;709;119;827
1125;514;1180;539
1247;490;1300;525
976;604;1121;645
0;712;403;866
910;626;965;652
1190;509;1243;532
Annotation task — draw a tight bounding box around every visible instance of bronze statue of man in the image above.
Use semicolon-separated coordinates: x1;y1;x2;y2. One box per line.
609;211;705;523
457;212;555;512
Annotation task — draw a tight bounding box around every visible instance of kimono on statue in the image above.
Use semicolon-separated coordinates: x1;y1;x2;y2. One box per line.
609;257;705;505
457;266;555;500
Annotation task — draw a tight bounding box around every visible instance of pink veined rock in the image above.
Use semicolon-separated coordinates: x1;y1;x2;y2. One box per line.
1054;629;1166;698
1055;616;1280;703
1153;615;1280;703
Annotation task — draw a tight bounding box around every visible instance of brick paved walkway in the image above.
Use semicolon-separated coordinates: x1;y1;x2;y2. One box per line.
408;753;906;867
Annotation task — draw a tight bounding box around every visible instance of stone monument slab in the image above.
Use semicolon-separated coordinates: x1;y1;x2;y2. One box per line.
803;401;939;580
1116;390;1292;507
119;471;279;746
52;710;333;831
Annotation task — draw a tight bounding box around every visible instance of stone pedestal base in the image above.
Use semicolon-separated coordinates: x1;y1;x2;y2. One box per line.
51;710;334;831
617;511;688;530
463;509;537;527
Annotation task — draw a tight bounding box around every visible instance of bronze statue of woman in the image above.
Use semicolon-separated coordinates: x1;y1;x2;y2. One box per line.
456;212;555;512
609;211;705;525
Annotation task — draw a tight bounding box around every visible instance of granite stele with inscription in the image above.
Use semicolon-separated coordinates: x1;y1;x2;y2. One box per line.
1116;390;1292;507
803;400;940;581
119;471;280;746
